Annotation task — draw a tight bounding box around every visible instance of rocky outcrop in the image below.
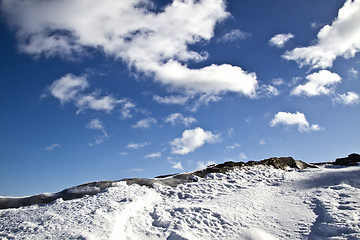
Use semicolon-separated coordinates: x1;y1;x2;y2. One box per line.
334;153;360;166
0;156;329;210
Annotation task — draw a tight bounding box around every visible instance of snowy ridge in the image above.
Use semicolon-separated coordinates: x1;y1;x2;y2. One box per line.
0;157;359;239
0;164;359;239
0;156;311;210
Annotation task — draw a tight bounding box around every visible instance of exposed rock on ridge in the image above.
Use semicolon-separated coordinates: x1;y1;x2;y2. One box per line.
0;155;349;210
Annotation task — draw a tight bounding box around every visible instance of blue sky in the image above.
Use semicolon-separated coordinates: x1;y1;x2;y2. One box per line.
1;0;359;196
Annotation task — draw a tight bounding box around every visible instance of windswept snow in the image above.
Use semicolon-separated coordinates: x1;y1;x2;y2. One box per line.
0;165;359;239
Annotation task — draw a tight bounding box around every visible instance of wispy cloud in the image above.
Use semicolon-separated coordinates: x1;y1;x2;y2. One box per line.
126;142;150;149
218;29;252;42
145;152;162;159
48;73;133;114
164;113;197;127
86;118;108;145
348;68;359;78
196;161;216;170
132;117;157;129
153;95;190;105
270;111;322;133
226;143;241;151
44;143;61;151
124;168;144;173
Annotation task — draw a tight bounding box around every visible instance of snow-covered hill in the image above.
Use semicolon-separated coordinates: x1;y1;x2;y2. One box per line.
1;162;359;239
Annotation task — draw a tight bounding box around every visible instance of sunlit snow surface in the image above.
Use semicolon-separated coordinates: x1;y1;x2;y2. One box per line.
1;165;359;240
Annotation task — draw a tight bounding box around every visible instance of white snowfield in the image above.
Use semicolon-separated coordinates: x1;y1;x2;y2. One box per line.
0;165;359;240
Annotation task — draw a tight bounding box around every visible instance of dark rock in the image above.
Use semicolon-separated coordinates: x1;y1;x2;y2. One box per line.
334;153;360;166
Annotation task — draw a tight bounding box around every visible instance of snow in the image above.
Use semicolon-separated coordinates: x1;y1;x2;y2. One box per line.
0;165;359;240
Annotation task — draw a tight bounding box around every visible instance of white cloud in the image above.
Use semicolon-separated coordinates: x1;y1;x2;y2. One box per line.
153;61;258;96
226;143;241;151
48;74;88;104
283;0;360;69
272;78;285;86
259;139;266;145
86;118;108;145
333;91;360;105
145;152;162;159
270;111;322;133
126;142;149;149
269;33;294;48
44;143;61;151
2;0;259;97
76;95;120;113
164;113;197;127
153;95;190;105
291;70;341;97
132;117;157;129
171;161;184;171
218;29;251;42
348;68;359;78
171;127;221;155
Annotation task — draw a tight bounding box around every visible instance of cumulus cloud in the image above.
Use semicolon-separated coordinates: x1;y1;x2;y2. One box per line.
269;33;294;48
283;0;360;69
333;91;360;105
145;152;162;159
86;118;109;145
44;143;61;151
48;73;131;114
218;29;252;42
291;70;341;97
48;74;88;104
132;117;157;129
171;127;221;155
270;111;322;133
2;0;259;97
126;142;149;149
164;113;197;127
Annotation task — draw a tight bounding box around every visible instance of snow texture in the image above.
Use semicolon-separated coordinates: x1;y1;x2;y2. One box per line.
0;165;359;239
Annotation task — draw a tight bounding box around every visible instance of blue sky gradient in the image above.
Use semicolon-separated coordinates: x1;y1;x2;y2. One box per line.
1;0;359;196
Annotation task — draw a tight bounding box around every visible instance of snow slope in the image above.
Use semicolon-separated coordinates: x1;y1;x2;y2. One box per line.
0;165;359;240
